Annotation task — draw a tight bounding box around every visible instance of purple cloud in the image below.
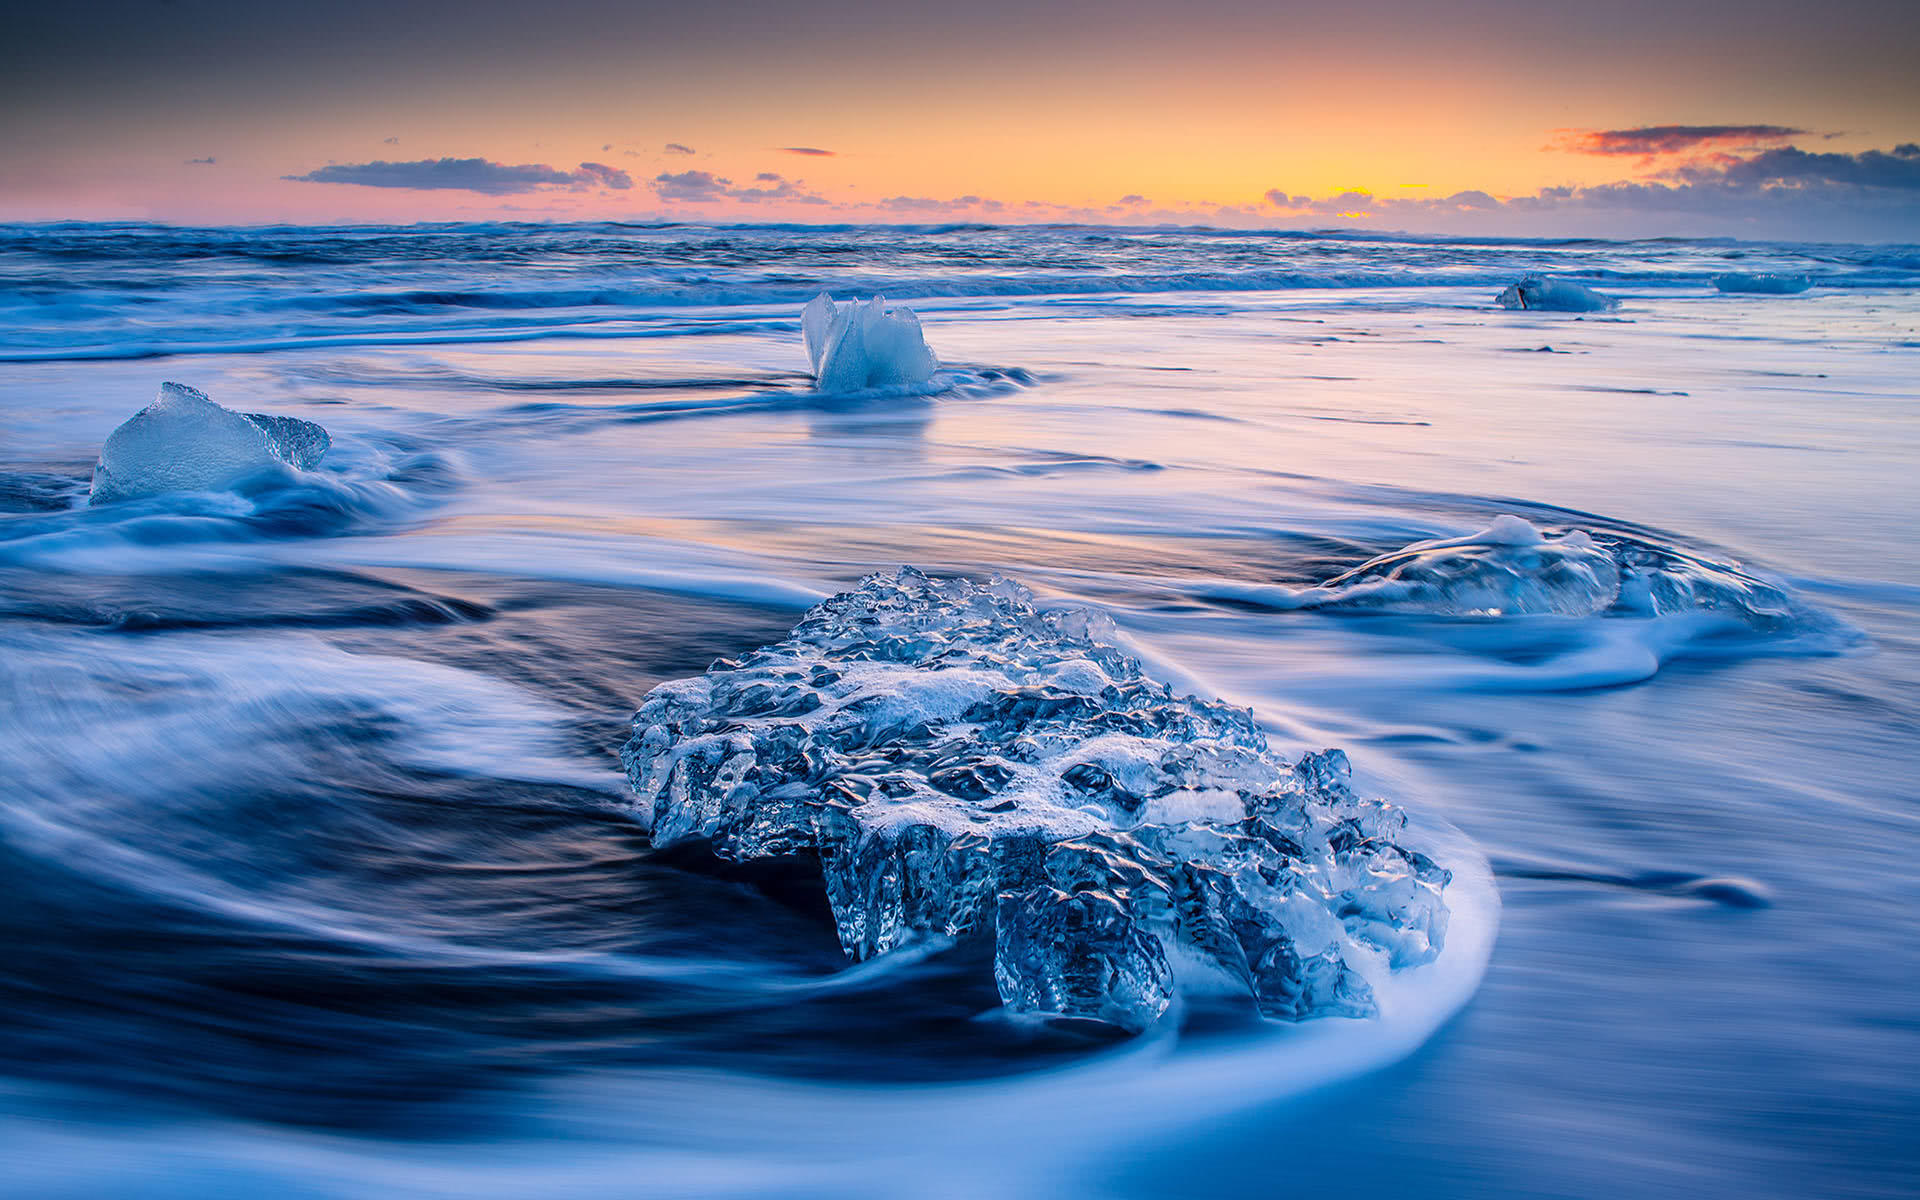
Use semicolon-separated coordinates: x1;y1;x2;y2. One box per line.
287;157;631;195
731;173;827;203
653;170;826;204
664;143;695;156
653;170;731;201
876;194;1003;214
780;146;835;157
1705;145;1920;190
1262;142;1920;239
575;161;633;190
1555;124;1806;157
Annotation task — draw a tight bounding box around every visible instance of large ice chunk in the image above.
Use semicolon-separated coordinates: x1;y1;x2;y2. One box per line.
1313;515;1799;628
621;568;1452;1033
801;293;939;392
89;382;331;506
1712;272;1812;295
1495;277;1616;312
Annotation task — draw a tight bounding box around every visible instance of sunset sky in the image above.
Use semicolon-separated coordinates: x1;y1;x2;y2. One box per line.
6;0;1918;238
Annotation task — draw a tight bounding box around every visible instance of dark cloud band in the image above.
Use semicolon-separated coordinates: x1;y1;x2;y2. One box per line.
285;157;632;195
1557;125;1807;156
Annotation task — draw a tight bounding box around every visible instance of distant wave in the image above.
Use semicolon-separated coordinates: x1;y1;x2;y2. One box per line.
1;222;1913;361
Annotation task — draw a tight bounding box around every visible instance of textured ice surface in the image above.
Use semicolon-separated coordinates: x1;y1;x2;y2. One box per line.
1315;516;1799;627
801;293;939;392
1713;272;1813;295
1496;277;1615;312
622;568;1451;1032
89;382;331;506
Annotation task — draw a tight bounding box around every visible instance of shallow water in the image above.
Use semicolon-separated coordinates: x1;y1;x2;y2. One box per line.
1;223;1916;1198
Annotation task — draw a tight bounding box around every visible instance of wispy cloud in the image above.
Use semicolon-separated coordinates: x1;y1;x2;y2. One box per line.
574;162;633;190
663;143;696;156
876;194;1005;214
652;170;826;204
780;146;835;157
286;157;631;195
185;156;216;166
1554;124;1806;157
653;170;730;201
732;172;827;203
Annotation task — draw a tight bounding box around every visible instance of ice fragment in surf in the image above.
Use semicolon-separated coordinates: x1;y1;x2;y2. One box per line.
1314;515;1800;629
1495;277;1615;312
1317;517;1622;616
621;568;1452;1032
801;293;939;392
89;382;331;506
1713;273;1812;295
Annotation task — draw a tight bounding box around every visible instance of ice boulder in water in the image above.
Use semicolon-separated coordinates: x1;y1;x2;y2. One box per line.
89;382;331;506
621;568;1453;1033
1713;272;1812;295
1317;516;1622;616
801;293;939;392
1313;515;1800;629
1495;277;1615;312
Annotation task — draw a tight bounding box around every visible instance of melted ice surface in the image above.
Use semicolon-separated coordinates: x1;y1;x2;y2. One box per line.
622;568;1453;1032
801;292;940;392
89;382;331;506
1495;277;1616;312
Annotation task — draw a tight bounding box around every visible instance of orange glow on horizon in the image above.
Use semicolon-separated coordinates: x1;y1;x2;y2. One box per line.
3;8;1915;232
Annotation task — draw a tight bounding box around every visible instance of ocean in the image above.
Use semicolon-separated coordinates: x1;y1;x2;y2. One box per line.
0;221;1915;1198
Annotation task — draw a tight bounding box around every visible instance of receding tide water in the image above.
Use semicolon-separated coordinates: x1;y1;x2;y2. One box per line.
0;223;1915;1198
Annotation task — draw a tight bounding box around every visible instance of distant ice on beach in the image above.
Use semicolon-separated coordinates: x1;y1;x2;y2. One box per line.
89;382;331;505
1713;272;1813;295
802;293;940;392
1495;277;1616;312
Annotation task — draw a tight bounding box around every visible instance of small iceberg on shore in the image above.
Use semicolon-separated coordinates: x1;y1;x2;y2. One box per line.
89;382;331;506
1713;273;1813;295
802;293;940;392
1495;277;1616;313
622;568;1457;1033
